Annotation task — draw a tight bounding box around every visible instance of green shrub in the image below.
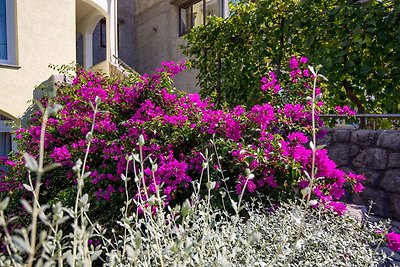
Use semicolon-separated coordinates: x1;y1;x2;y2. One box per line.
183;0;400;113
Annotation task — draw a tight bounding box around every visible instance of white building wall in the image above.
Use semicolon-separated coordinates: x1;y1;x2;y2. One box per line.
0;0;76;119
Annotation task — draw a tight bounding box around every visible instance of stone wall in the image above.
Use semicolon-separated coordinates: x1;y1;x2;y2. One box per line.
319;129;400;220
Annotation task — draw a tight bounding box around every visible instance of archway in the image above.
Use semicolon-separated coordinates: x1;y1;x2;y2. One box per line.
76;0;118;71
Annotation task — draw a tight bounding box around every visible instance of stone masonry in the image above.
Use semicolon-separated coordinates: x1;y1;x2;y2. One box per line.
319;129;400;220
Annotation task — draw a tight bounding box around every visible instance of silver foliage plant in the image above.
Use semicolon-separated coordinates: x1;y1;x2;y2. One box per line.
0;69;392;266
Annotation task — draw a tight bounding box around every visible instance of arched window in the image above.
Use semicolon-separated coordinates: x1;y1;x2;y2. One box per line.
0;0;16;64
0;114;12;157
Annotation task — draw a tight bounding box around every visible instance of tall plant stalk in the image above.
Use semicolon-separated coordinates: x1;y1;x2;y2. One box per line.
27;105;49;267
71;97;100;267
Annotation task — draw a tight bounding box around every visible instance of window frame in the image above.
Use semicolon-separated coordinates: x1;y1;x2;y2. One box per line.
178;0;225;36
100;18;121;51
100;18;107;48
0;0;16;65
0;115;14;157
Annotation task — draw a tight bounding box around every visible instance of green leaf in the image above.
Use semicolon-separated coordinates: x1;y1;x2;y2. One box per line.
23;153;39;172
0;197;10;211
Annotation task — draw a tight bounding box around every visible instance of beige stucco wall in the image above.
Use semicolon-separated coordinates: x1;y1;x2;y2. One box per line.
0;0;76;120
133;0;199;93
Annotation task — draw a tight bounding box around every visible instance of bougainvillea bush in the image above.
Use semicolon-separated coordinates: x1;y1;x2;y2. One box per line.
0;58;364;224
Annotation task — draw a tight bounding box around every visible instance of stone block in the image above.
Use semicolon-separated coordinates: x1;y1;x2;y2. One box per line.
380;169;400;193
328;144;350;167
377;131;400;150
316;129;331;146
389;194;400;221
352;148;387;170
351;187;389;218
350;168;381;188
332;129;351;143
388;153;400;169
351;130;378;146
346;204;367;223
350;145;360;158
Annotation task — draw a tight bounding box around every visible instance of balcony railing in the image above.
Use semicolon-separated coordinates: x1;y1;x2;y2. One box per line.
319;114;400;130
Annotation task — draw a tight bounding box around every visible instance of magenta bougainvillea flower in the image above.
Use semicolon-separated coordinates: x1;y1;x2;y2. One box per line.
335;105;357;116
0;57;364;219
51;145;72;164
386;232;400;251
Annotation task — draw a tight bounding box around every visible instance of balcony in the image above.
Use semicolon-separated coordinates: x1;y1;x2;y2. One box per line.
76;0;118;75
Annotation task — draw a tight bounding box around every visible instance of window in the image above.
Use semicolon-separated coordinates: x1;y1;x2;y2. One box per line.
0;115;12;158
179;0;225;36
100;18;107;48
100;18;121;51
0;0;15;64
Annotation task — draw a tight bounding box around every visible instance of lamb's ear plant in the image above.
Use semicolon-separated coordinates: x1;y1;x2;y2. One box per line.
4;91;67;267
285;65;323;264
91;135;388;266
0;94;102;267
68;96;101;267
265;65;322;266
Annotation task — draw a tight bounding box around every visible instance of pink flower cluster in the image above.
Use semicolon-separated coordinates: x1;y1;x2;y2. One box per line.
51;145;72;164
386;231;400;251
261;72;281;94
0;57;364;216
335;105;357;116
289;56;309;83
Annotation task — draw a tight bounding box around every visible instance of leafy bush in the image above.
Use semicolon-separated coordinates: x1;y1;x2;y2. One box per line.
98;198;391;266
0;185;391;266
183;0;400;113
0;59;365;225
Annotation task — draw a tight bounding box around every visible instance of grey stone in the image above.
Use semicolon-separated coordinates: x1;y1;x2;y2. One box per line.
351;169;381;188
377;131;400;150
351;130;378;146
352;148;388;170
317;129;331;146
346;204;367;223
389;153;400;169
380;170;400;193
332;129;352;143
352;187;389;218
352;151;368;168
391;221;400;232
389;194;400;221
328;144;350;166
350;145;360;158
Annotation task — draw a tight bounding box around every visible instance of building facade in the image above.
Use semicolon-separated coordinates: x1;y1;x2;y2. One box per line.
0;0;231;157
133;0;230;92
0;0;76;157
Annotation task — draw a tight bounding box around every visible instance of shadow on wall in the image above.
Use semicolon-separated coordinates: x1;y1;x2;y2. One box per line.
20;75;68;128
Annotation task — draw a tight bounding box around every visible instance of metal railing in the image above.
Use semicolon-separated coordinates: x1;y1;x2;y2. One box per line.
112;55;139;76
319;114;400;130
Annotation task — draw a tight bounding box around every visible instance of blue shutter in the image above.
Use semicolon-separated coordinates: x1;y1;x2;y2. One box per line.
0;0;7;60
